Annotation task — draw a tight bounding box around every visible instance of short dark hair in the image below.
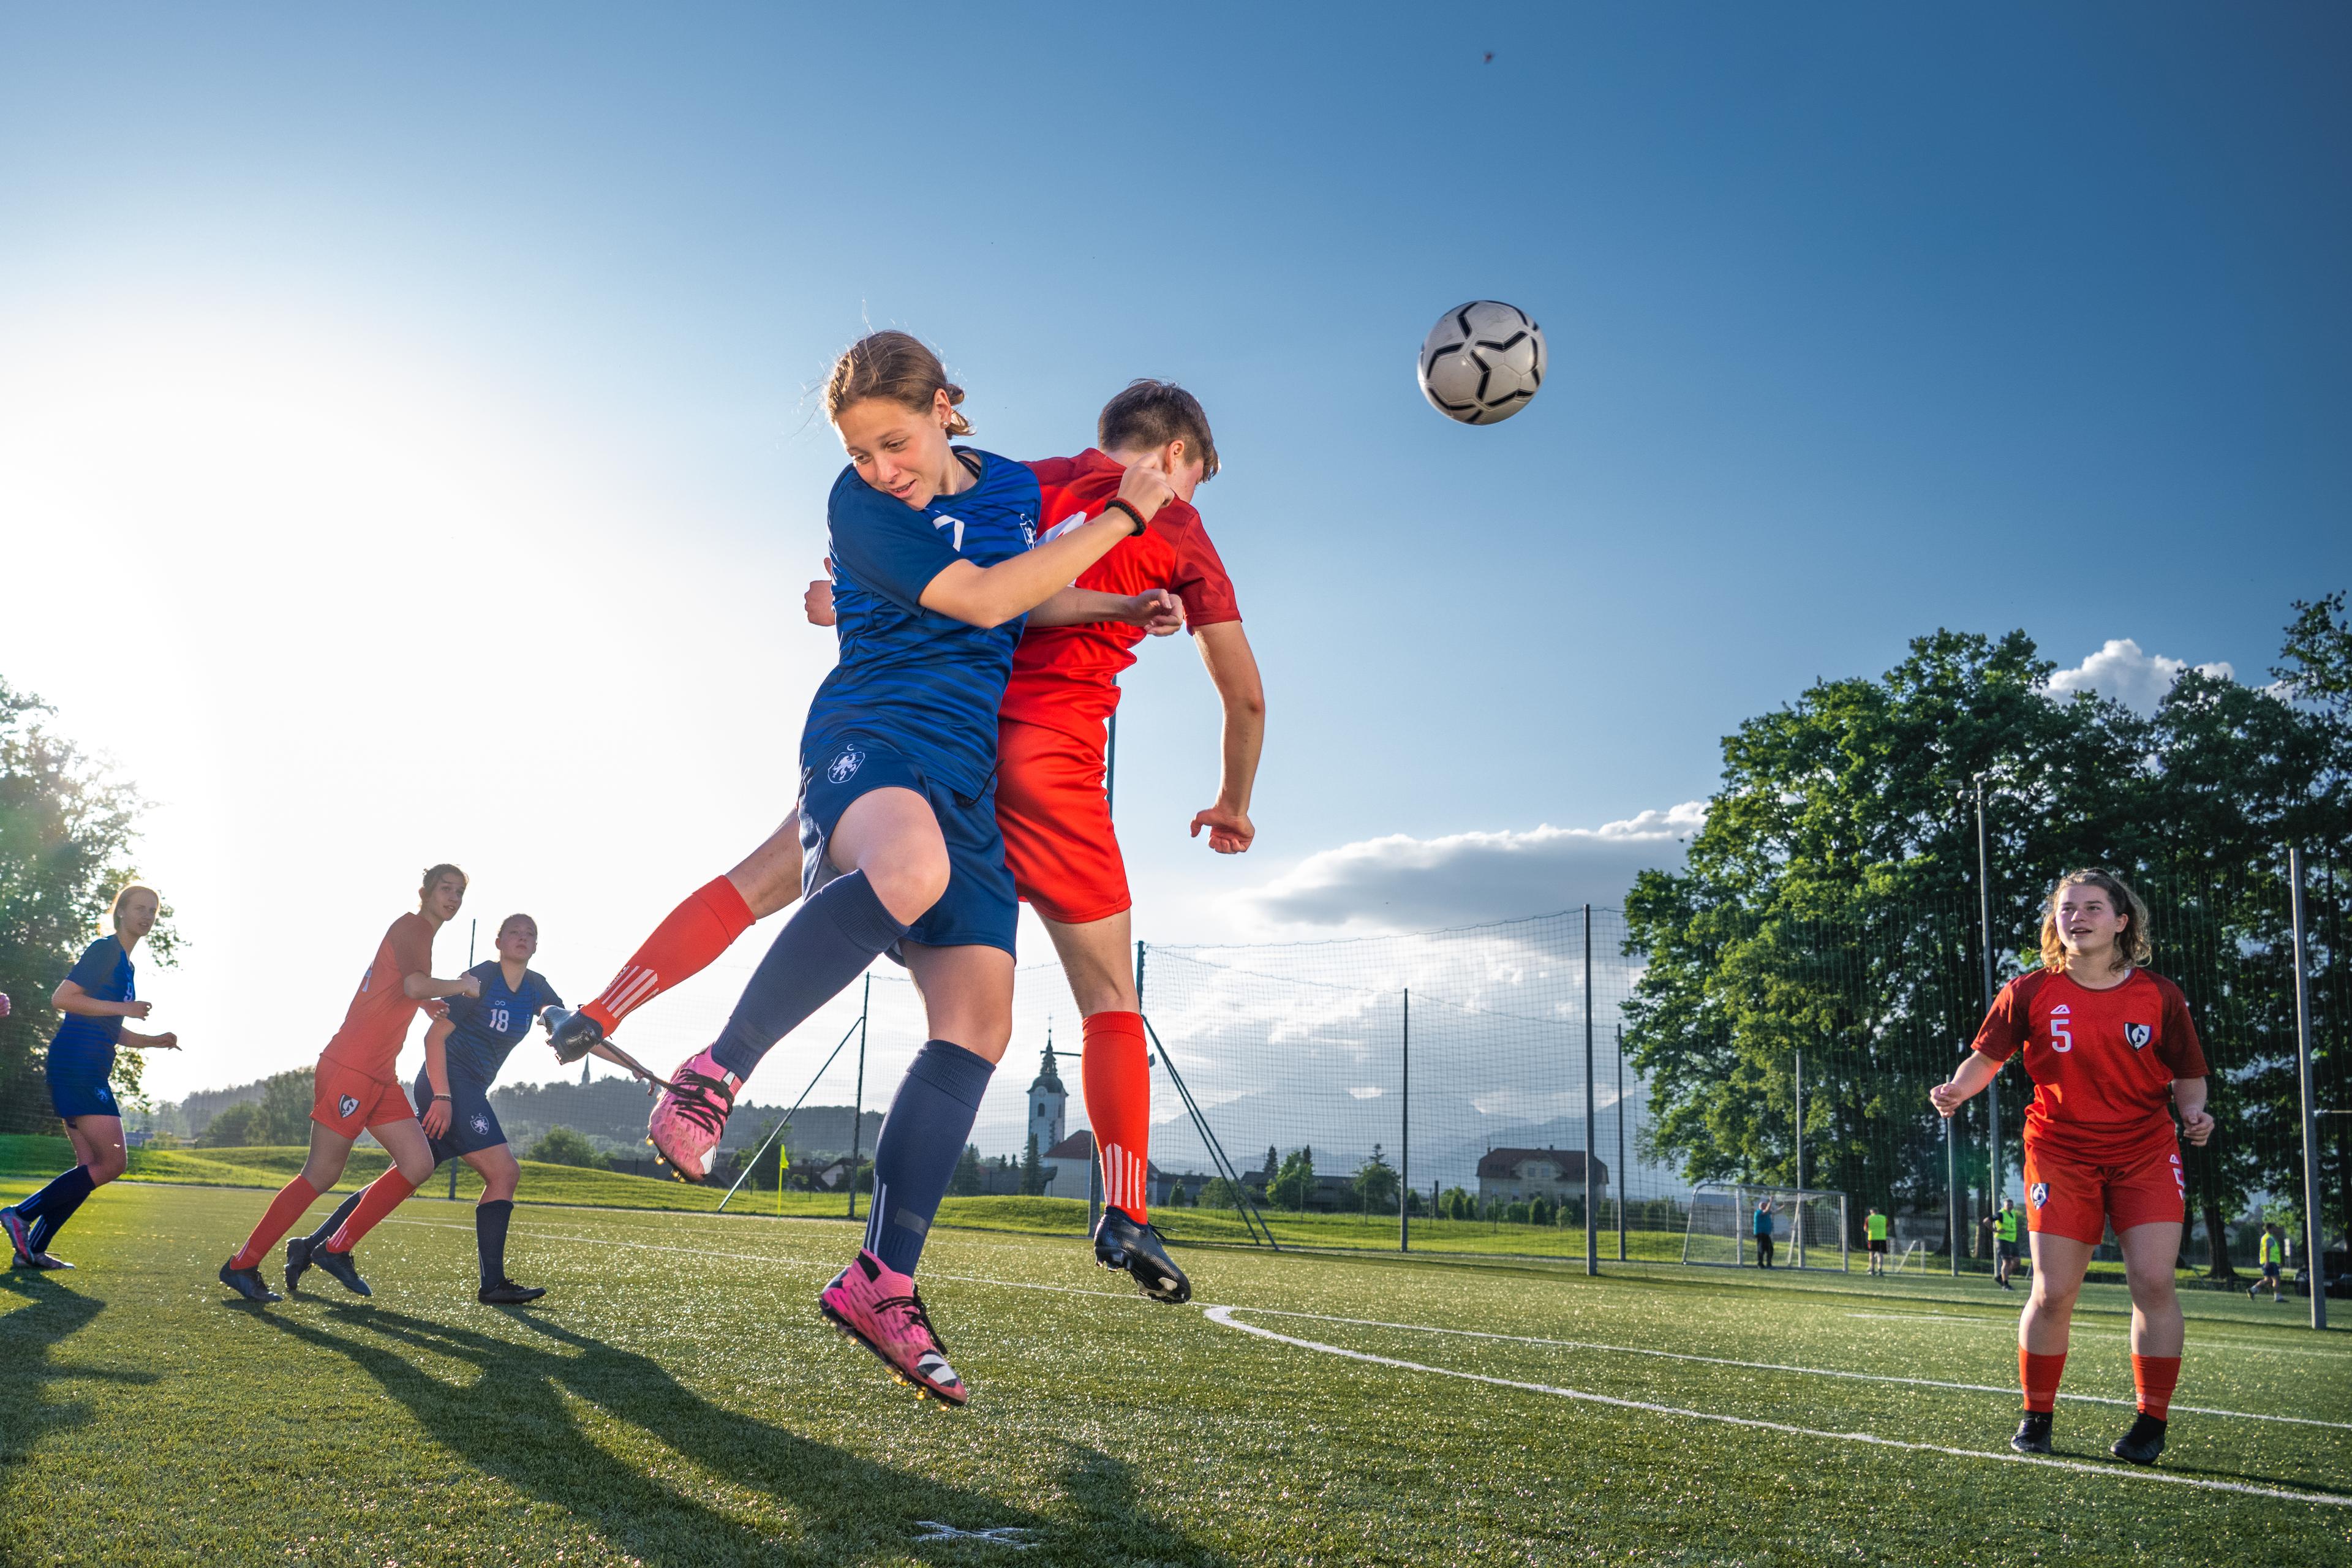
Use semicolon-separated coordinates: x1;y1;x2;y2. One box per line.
1098;380;1218;479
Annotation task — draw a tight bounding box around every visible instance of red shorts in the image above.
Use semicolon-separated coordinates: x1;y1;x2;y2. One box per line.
2022;1134;2185;1246
312;1057;417;1139
995;716;1129;926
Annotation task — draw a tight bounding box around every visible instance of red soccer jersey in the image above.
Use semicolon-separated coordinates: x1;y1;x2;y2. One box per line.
319;913;435;1081
999;450;1241;745
1970;968;2209;1161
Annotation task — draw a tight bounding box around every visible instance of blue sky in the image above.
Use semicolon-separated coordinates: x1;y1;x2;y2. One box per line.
2;2;2346;1101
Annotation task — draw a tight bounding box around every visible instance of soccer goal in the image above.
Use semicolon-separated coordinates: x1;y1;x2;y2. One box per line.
1888;1238;1928;1274
1681;1183;1849;1272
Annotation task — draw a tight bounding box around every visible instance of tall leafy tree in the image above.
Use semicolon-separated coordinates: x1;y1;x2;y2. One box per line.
0;677;177;1126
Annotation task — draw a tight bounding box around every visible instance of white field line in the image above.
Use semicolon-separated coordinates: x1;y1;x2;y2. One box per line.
1202;1307;2351;1509
1844;1311;2352;1361
1231;1307;2351;1431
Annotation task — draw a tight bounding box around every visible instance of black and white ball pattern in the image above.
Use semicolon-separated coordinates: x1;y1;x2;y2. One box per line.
1418;301;1545;424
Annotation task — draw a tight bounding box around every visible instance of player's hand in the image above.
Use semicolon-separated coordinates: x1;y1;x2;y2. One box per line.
149;1031;179;1051
806;561;837;627
123;999;153;1020
1190;804;1256;854
458;974;484;999
1114;458;1174;524
1117;589;1181;635
421;1098;451;1139
1928;1080;1967;1118
2179;1106;2215;1146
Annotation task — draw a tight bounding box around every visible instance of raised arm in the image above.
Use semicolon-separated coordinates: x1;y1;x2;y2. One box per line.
51;979;150;1020
1190;620;1266;854
1027;586;1182;631
1929;1050;2002;1118
917;466;1170;629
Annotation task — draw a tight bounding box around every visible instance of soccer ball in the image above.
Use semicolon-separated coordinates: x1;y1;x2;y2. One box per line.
1417;301;1545;424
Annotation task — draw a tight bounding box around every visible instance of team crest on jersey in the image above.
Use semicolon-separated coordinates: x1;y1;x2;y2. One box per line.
827;746;865;784
337;1095;359;1118
2124;1023;2151;1050
2030;1182;2049;1208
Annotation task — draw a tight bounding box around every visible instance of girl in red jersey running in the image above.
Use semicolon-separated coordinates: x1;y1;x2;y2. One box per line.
1931;868;2214;1466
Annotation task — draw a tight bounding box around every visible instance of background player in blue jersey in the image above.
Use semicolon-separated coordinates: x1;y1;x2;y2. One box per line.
288;912;621;1303
3;885;180;1269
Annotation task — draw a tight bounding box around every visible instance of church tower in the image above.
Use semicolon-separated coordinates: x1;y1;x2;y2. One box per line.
1028;1036;1066;1153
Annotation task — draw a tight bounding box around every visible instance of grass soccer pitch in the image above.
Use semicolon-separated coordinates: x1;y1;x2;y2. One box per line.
3;1183;2347;1567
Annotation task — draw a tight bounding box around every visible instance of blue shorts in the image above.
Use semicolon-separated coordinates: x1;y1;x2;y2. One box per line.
797;735;1017;958
414;1069;508;1163
47;1046;121;1121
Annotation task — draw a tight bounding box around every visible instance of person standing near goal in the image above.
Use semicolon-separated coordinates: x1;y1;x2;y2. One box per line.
2248;1221;2288;1304
1993;1197;2022;1289
1864;1207;1889;1276
1752;1196;1777;1268
1931;868;2213;1467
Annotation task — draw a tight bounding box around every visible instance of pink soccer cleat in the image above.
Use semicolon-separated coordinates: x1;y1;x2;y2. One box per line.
646;1047;739;1182
819;1250;968;1405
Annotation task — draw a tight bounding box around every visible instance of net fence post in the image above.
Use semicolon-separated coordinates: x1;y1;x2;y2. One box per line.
1975;775;2002;1222
1616;1025;1627;1262
2290;846;2329;1332
1400;989;1409;1254
847;974;869;1221
1947;1084;1959;1276
1584;903;1597;1277
1793;1049;1804;1270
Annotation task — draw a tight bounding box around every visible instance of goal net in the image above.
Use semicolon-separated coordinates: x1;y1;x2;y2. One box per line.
1681;1183;1849;1272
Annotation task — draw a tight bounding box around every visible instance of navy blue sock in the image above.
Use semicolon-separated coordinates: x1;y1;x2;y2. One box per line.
475;1199;514;1286
306;1188;366;1249
864;1040;995;1277
16;1166;96;1252
709;872;908;1082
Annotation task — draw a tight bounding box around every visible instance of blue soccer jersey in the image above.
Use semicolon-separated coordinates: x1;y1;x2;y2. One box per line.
803;451;1041;799
439;962;564;1084
48;936;133;1065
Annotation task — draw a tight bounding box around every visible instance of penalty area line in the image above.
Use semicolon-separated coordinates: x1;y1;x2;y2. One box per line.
1202;1306;2352;1509
1225;1306;2350;1431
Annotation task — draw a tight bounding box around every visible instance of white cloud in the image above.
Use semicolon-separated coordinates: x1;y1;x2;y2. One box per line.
2045;639;2234;714
1225;803;1706;935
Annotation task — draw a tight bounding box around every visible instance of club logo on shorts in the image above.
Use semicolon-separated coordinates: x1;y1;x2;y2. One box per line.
337;1095;359;1118
827;746;865;784
2030;1182;2049;1208
471;1114;491;1136
2124;1022;2151;1050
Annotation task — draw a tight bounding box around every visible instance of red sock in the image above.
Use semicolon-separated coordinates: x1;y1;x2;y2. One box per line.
580;875;757;1034
326;1169;418;1253
1082;1011;1152;1223
2019;1348;2067;1413
2132;1354;2180;1420
232;1175;321;1269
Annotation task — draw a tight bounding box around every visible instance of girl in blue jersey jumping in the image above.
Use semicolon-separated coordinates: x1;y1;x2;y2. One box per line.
607;331;1172;1403
4;886;181;1269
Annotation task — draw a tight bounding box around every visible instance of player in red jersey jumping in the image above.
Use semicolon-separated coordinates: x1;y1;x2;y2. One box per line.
811;379;1264;1305
1931;869;2214;1466
217;865;483;1302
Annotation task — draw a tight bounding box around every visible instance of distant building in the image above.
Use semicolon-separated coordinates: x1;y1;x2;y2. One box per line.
1041;1130;1177;1208
1476;1147;1608;1207
1028;1042;1066;1155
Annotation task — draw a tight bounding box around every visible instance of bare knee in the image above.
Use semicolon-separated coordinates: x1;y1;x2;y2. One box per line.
475;1152;520;1202
394;1149;439;1186
88;1147;129;1184
864;842;950;925
2125;1261;2177;1308
2029;1276;2080;1315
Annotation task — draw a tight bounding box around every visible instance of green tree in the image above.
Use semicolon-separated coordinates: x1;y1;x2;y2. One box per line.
1197;1176;1257;1210
257;1068;316;1145
0;677;178;1123
1019;1133;1046;1196
199;1101;265;1147
1351;1144;1398;1215
527;1126;608;1169
949;1142;984;1197
1269;1145;1316;1210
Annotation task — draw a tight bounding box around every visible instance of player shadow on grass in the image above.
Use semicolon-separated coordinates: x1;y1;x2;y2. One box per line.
258;1302;1232;1567
0;1273;159;1466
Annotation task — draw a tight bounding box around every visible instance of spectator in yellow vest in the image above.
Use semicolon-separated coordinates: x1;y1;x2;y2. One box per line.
2248;1222;2290;1304
1865;1207;1891;1276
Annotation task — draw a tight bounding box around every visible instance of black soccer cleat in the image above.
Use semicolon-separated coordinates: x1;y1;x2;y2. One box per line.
311;1246;373;1297
543;1006;606;1065
1093;1205;1191;1304
2010;1411;2053;1455
2110;1412;2168;1466
1;1207;32;1268
219;1259;282;1303
478;1278;547;1305
284;1235;314;1295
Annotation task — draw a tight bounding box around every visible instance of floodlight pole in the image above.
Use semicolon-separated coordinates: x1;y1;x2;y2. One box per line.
2290;848;2328;1331
1947;1062;1961;1276
1400;989;1410;1254
1973;775;2002;1221
1584;904;1597;1277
